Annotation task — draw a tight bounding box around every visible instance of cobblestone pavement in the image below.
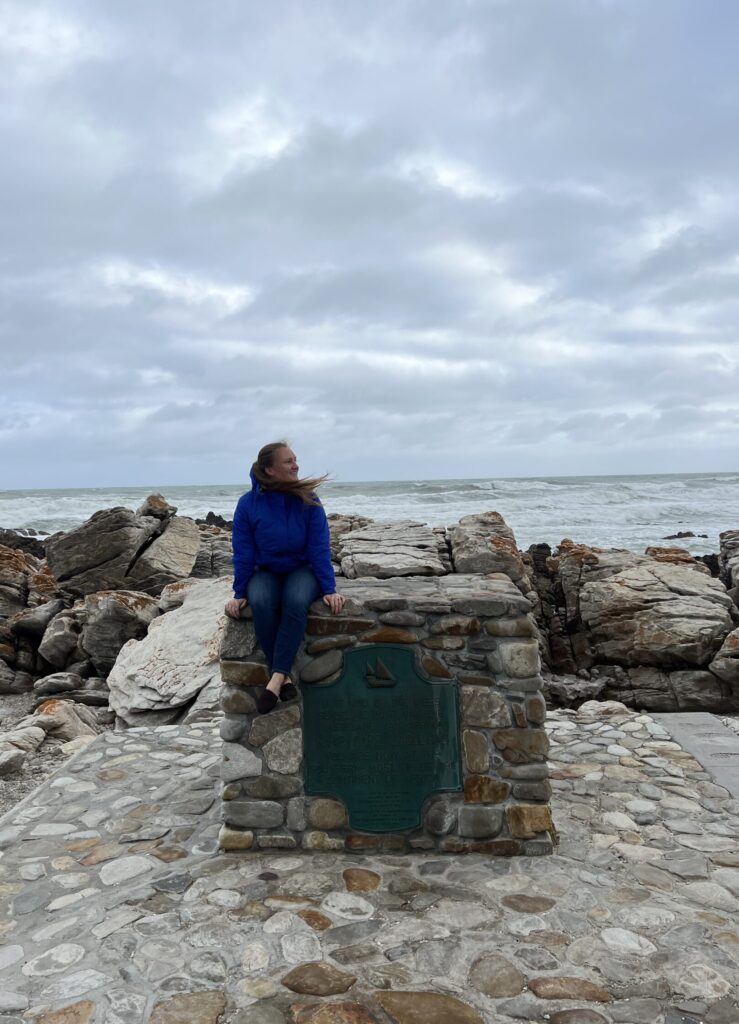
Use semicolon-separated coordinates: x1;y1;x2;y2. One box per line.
0;704;738;1024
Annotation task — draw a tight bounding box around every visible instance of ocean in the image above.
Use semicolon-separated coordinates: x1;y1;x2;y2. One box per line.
1;473;737;557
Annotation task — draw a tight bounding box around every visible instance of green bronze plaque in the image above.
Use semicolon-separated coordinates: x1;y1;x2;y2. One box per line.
303;645;462;832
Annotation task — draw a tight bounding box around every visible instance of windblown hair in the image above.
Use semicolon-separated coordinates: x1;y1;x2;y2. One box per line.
251;441;328;506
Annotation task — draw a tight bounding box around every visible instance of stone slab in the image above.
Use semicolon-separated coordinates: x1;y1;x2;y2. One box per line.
652;713;739;798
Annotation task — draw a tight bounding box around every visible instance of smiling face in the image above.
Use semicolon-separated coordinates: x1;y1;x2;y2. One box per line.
264;446;299;483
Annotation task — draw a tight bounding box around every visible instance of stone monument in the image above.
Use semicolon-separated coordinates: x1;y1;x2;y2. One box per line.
218;574;554;854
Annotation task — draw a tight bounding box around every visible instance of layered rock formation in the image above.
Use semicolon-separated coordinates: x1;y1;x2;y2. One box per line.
0;495;233;710
45;506;200;597
1;490;738;745
449;512;534;600
107;577;230;726
528;539;739;711
336;520;448;578
720;529;739;601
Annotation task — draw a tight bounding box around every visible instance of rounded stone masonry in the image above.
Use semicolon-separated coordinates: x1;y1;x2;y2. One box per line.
218;575;553;855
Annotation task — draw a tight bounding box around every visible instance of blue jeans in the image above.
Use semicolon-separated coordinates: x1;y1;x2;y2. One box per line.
247;566;321;676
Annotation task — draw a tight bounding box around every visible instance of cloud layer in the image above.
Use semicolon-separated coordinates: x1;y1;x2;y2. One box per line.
2;0;738;486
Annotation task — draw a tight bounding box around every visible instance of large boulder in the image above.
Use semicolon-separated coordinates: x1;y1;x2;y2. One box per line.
27;563;60;606
125;516;201;593
136;492;177;519
10;599;65;642
0;545;38;618
46;507;160;595
594;665;729;712
45;504;200;597
550;540;645;634
579;561;733;669
107;576;231;726
19;698;99;741
32;675;109;708
0;725;46;754
338;521;447;579
710;627;739;696
327;513;373;562
38;608;84;669
530;538;738;711
33;671;83;695
80;590;160;675
0;528;46;559
191;526;234;579
0;660;26;695
448;512;532;594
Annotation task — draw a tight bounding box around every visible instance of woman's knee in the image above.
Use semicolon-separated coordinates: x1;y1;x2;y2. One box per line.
283;573;320;614
247;574;281;613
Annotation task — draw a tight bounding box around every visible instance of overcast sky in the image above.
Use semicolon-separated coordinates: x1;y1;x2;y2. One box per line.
2;0;738;488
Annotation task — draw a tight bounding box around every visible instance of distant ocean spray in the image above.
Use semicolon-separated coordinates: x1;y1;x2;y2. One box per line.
1;473;737;557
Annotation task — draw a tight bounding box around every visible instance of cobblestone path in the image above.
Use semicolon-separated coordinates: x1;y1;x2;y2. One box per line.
0;704;737;1023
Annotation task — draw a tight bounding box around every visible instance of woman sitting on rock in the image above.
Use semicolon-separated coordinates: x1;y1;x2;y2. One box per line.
224;441;345;714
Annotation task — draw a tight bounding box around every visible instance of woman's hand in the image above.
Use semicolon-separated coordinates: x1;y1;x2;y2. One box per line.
322;593;345;615
225;598;247;619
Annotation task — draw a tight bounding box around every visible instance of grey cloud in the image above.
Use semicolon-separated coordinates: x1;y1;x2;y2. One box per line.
1;0;738;487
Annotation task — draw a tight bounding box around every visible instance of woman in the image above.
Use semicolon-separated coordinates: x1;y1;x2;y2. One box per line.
224;441;345;713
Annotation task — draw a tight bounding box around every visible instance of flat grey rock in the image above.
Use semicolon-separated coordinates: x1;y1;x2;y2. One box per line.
653;713;739;798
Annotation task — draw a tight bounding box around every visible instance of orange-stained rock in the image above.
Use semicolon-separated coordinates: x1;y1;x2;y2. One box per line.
282;962;357;996
298;909;333;931
421;655;451;678
359;627;418;644
527;977;612;1002
148;991;226;1024
440;837;471;854
645;545;707;568
546;538;604;572
307;617;375;636
464;776;510;803
343;868;381;892
29;563;58;601
511;702;527;727
79;843;125;866
64;838;100;853
35;1000;95;1024
344;833;379;851
506;804;554;838
220;660;269;686
547;1011;610;1024
375;990;484;1024
502;893;556;913
150;845;187;862
344;832;407;851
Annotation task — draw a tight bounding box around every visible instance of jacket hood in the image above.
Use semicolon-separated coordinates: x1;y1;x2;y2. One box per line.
249;468;262;493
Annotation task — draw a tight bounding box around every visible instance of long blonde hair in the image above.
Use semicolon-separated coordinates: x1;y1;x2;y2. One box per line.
251;441;328;506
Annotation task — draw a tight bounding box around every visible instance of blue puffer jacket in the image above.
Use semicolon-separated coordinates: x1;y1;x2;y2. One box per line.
231;470;336;598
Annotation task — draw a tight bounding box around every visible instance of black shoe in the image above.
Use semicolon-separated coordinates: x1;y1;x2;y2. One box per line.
280;682;298;702
256;689;279;714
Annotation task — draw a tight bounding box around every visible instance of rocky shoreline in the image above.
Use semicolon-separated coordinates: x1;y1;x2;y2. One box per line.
1;496;738;801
